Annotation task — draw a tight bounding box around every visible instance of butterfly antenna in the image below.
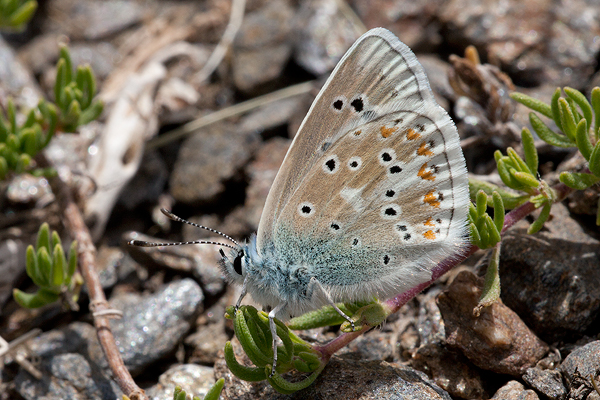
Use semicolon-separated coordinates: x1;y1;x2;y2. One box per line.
159;208;240;247
128;238;238;250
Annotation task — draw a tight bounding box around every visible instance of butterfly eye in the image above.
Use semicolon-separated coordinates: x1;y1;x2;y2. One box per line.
233;252;244;275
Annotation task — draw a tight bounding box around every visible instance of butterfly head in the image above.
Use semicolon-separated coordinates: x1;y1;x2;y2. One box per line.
218;247;247;285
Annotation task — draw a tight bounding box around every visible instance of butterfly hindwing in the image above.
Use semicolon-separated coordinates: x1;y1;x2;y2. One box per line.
257;28;469;302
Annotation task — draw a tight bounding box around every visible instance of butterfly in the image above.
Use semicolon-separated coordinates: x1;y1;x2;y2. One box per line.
132;27;469;372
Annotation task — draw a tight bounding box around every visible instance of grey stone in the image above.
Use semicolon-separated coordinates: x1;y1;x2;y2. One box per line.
560;340;600;394
349;0;444;50
438;0;600;87
491;380;540;399
522;367;566;400
126;232;225;296
231;0;294;94
232;44;292;94
109;278;203;374
46;0;144;40
170;122;260;204
216;345;453;400
0;36;42;110
293;0;359;75
0;239;27;312
120;150;168;209
500;203;600;342
146;364;216;400
244;137;290;231
15;352;122;400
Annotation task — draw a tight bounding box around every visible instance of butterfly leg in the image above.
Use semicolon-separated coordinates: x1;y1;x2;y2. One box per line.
235;276;249;310
268;302;286;377
310;278;355;331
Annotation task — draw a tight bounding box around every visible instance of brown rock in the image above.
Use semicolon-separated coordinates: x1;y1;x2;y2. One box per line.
499;203;600;342
412;342;486;399
437;271;548;376
491;380;540;399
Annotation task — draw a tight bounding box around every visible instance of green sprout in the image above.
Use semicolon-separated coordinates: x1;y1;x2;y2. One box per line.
223;306;325;394
13;223;81;309
0;46;103;180
54;46;104;132
0;0;37;31
172;380;224;400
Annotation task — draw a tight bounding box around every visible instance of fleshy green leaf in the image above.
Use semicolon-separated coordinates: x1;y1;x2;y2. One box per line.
66;241;77;285
223;341;267;381
37;246;52;288
7;99;16;133
52;243;66;287
36;222;51;253
468;178;528;209
512;171;540;188
575;119;593;161
484;215;501;245
476;190;487;218
509;92;553;119
521;128;538;175
234;308;272;366
470;222;481;248
13;288;60;308
559;171;600;190
54;59;67;108
551;88;564;133
528;203;552;234
266;365;324;395
565;87;593;126
15;153;31;173
9;1;37;27
507;148;532;175
591;87;600;139
558;98;577;142
203;378;225;400
0;156;7;179
529;112;574;148
78;101;103;126
492;191;505;234
25;245;43;287
474;243;501;316
589;141;600;177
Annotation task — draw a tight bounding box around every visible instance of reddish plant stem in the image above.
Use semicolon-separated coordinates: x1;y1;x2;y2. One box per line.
40;155;148;400
317;180;574;361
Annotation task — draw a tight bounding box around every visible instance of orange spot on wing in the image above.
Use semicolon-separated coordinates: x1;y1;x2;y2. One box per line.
424;217;435;226
406;128;420;140
380;126;398;138
417;142;433;156
424;230;436;240
418;163;436;181
353;130;362;136
424;190;440;208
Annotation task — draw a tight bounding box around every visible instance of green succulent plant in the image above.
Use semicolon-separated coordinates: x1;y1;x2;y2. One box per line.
0;0;37;31
13;223;81;309
0;46;103;180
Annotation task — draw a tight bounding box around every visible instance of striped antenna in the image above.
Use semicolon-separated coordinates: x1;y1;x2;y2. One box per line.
160;208;240;247
128;209;241;251
128;239;238;250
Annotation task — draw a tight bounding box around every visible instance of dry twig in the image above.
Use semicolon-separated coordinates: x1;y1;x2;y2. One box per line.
195;0;247;84
38;154;148;400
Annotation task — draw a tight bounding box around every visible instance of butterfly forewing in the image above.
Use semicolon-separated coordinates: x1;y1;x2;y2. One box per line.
257;28;469;302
